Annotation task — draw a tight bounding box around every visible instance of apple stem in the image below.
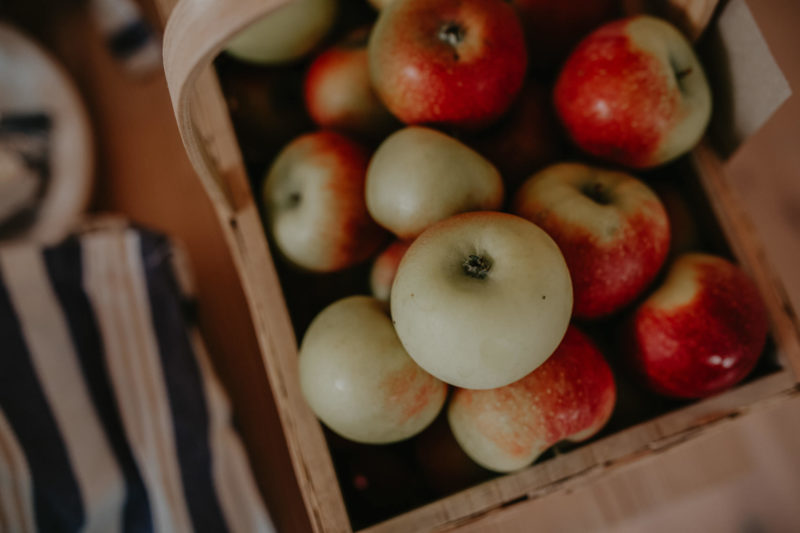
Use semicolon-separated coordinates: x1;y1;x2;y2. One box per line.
463;254;491;280
581;182;612;206
287;192;301;208
438;22;465;48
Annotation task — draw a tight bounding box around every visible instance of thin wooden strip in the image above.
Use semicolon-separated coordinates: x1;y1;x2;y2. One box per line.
362;370;795;533
232;204;349;533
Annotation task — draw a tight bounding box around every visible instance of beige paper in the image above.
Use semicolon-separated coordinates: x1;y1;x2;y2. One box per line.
703;0;792;157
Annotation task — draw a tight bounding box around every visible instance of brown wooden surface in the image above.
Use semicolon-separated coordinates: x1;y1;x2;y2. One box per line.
4;5;313;533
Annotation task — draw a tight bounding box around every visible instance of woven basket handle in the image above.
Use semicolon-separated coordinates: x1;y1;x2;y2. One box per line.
162;0;293;215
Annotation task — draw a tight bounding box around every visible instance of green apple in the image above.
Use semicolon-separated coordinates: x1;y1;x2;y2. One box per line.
299;296;448;444
391;211;573;390
225;0;337;64
366;126;504;239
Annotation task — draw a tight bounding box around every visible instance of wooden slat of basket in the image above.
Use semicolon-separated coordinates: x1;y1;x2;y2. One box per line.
361;370;796;533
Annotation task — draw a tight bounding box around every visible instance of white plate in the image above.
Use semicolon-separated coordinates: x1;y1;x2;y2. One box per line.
0;22;94;244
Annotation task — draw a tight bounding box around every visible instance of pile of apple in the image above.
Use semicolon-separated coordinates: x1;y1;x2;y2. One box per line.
226;0;770;474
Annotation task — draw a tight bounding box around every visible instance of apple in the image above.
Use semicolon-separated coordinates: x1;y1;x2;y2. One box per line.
368;0;528;130
469;82;564;192
448;325;616;472
370;240;412;302
366;126;504;239
225;0;337;64
391;211;573;390
554;15;712;168
304;27;398;140
261;131;387;272
624;253;769;399
513;162;670;319
299;295;447;444
510;0;619;71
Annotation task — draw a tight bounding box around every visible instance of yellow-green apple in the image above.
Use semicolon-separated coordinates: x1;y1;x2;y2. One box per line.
469;82;564;193
225;0;337;64
299;295;447;443
513;163;670;319
370;240;412;302
304;27;398;140
391;211;573;390
261;131;387;272
554;15;712;168
366;126;504;239
624;253;769;399
368;0;528;130
448;325;616;472
509;0;619;71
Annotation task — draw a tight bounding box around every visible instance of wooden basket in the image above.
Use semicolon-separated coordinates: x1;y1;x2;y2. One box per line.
158;1;800;531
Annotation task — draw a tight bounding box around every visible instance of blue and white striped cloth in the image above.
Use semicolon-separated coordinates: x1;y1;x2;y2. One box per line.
0;219;273;532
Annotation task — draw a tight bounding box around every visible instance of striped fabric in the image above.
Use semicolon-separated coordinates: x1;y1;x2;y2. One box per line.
0;219;274;533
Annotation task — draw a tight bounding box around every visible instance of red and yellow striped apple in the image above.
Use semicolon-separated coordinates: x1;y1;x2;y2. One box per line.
368;0;528;130
554;15;712;168
513;163;670;319
370;240;412;302
261;131;387;272
448;325;616;472
304;27;397;140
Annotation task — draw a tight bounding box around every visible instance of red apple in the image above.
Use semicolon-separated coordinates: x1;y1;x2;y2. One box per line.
513;163;670;319
510;0;619;71
448;325;616;472
554;15;712;168
625;253;769;399
470;82;564;192
370;239;412;302
368;0;528;130
261;131;387;272
304;27;397;139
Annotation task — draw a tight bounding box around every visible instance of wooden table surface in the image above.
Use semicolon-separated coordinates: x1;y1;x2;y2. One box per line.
6;0;799;531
